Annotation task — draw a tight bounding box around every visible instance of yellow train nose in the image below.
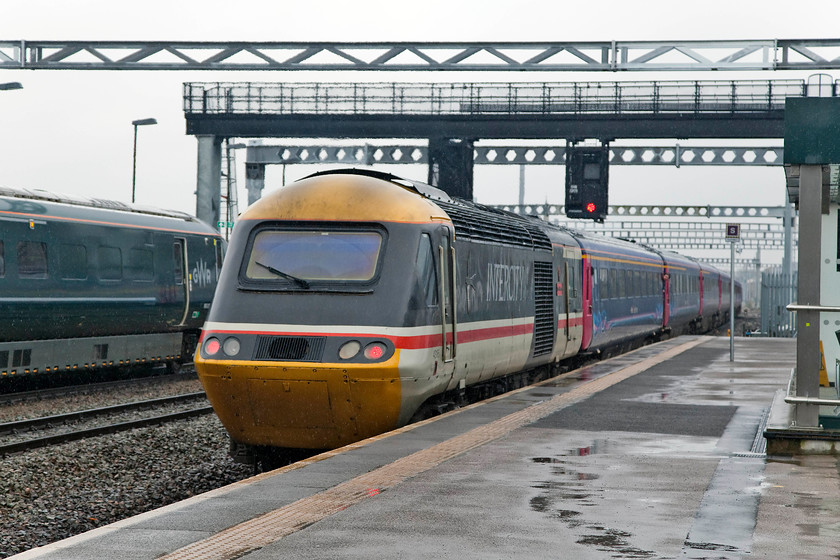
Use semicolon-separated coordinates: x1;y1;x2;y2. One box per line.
196;356;403;450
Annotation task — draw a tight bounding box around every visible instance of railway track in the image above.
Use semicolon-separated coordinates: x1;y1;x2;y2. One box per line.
0;392;213;456
0;367;196;406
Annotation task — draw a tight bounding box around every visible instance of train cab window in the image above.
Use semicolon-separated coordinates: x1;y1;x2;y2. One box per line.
413;233;438;307
97;246;122;281
127;248;154;282
59;244;87;280
17;241;48;279
243;228;384;286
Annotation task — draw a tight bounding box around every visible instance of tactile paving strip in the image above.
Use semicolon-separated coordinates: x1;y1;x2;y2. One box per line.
162;337;709;560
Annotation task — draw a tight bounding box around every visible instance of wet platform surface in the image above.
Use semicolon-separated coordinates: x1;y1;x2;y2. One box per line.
14;336;840;559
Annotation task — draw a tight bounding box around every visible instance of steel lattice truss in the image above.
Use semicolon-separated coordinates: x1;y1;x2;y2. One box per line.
246;144;783;166
497;204;788;219
540;217;795;250
2;39;840;71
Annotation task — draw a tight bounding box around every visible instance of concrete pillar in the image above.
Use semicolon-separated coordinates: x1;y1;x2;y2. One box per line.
427;138;475;200
245;163;266;206
795;164;822;427
196;135;222;228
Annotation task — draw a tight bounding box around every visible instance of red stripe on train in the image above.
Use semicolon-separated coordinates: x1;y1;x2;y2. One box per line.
201;322;535;351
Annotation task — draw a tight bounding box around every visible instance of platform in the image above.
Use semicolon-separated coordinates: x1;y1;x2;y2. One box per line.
13;336;839;559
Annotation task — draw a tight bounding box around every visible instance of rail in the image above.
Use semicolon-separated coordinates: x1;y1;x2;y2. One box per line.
0;393;212;455
184;80;807;116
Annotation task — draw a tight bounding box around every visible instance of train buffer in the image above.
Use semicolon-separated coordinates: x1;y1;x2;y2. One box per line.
12;336;840;560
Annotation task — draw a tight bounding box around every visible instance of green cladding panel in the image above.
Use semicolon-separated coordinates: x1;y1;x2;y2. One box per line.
784;97;840;164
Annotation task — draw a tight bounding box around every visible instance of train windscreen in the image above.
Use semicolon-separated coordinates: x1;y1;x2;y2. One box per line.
244;229;383;283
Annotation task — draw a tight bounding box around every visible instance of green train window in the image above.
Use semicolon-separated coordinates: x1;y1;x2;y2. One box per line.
128;248;154;282
98;246;122;281
17;241;48;279
59;244;87;280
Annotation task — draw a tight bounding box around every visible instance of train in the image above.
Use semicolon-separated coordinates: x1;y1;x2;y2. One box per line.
0;186;223;383
195;168;741;465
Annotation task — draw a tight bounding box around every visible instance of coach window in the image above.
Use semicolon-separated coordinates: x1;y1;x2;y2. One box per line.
97;246;122;281
568;261;578;299
17;241;48;279
0;240;4;277
128;248;154;282
173;240;185;285
599;267;610;299
59;244;87;280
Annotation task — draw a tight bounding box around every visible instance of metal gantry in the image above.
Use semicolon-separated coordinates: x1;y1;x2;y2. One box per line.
2;39;840;71
184;80;806;117
244;144;784;167
542;218;795;251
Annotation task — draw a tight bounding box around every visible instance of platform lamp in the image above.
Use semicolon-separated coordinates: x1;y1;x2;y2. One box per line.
131;118;157;203
0;82;23;91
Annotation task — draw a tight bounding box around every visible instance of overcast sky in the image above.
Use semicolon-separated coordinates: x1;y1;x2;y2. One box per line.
1;0;838;263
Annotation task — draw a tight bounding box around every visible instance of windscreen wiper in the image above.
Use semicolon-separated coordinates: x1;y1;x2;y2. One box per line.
254;261;311;289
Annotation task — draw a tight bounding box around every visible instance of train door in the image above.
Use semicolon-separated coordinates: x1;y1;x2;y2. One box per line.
173;237;190;326
555;261;571;357
438;228;456;379
662;268;671;328
581;254;593;350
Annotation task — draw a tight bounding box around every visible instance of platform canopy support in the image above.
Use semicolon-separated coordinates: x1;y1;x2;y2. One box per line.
196;135;222;228
784;96;840;429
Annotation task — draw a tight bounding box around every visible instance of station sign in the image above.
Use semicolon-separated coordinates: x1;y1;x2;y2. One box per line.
784;97;840;165
725;223;740;241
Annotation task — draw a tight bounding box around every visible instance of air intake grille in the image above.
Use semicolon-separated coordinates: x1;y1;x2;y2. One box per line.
533;261;555;357
437;200;552;251
254;336;326;362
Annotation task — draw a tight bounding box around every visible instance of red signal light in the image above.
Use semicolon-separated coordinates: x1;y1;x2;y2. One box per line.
585;202;596;213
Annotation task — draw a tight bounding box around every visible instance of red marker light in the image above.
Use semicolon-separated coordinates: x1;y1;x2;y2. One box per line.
586;202;596;213
204;337;221;356
364;343;385;360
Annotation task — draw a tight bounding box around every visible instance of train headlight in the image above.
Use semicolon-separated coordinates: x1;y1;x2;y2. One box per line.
363;342;386;360
222;337;241;357
204;337;221;357
339;341;361;360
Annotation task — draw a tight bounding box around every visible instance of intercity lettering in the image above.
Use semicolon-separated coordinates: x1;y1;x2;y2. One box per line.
486;263;529;302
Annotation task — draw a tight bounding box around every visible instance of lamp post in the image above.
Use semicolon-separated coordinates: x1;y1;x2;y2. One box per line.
0;82;23;91
131;118;157;203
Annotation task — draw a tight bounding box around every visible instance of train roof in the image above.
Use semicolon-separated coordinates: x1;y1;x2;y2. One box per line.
0;185;219;236
0;185;196;221
306;168;575;251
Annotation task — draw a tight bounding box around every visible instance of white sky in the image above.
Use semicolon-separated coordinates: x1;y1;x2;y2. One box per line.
1;0;838;264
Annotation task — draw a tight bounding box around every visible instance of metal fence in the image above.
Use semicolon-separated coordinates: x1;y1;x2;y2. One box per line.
183;80;808;116
760;271;797;337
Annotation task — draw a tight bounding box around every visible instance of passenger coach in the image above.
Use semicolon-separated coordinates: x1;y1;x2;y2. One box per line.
0;186;222;379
